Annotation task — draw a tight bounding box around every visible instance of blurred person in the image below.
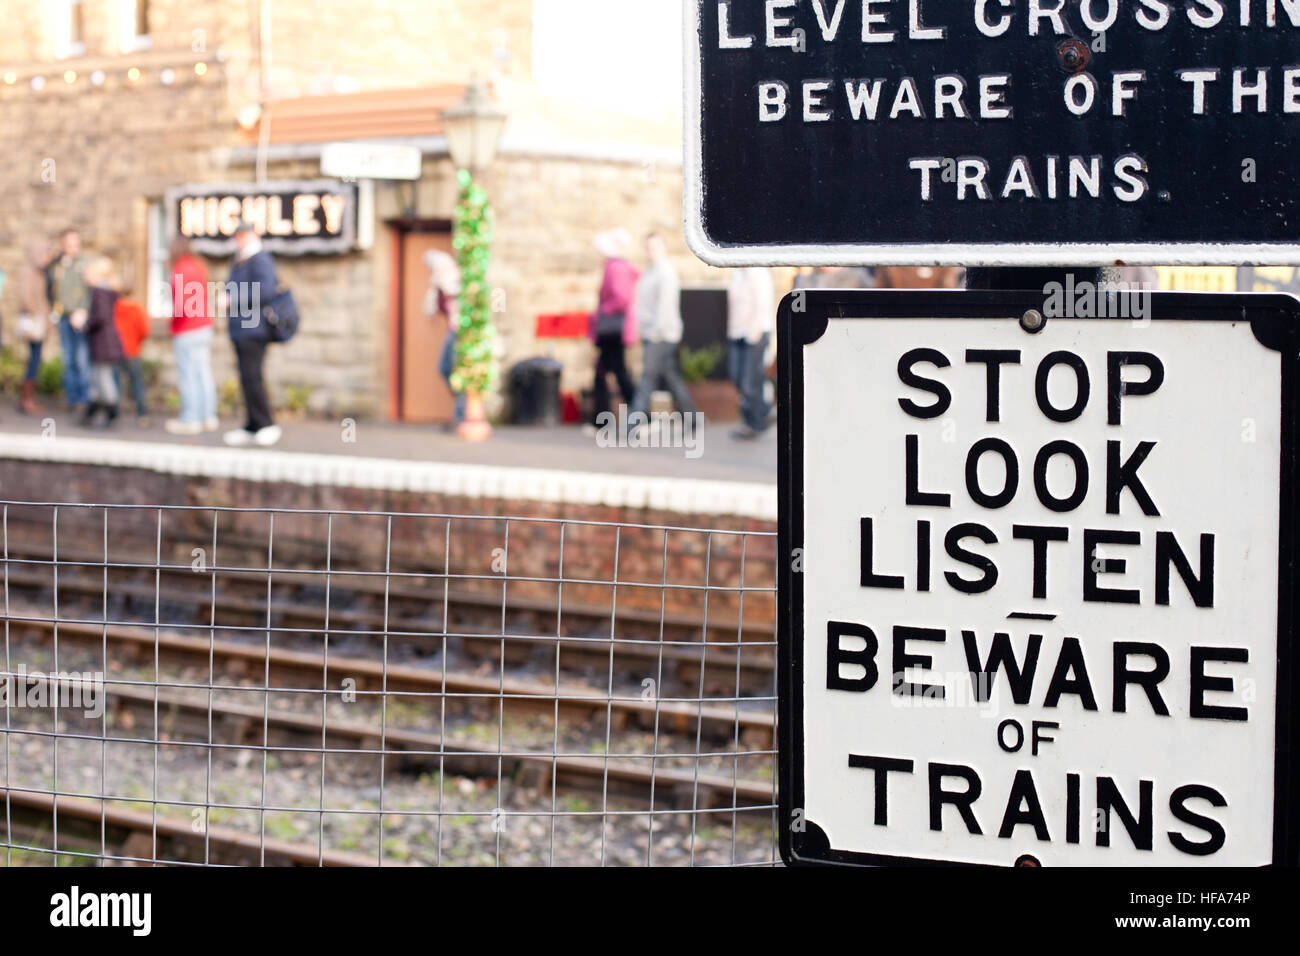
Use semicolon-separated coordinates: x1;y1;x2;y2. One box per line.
792;265;875;290
586;228;639;431
15;237;53;415
425;249;465;427
47;228;92;411
874;266;963;289
1118;265;1159;289
727;267;775;440
223;220;281;447
165;236;218;435
80;257;125;428
113;280;151;425
629;231;695;424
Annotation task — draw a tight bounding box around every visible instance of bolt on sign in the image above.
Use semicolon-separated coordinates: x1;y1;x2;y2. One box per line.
165;179;358;257
684;0;1300;266
776;290;1300;866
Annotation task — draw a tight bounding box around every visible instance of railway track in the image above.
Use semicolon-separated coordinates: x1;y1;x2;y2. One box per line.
0;527;774;642
2;789;381;867
0;524;777;825
0;536;777;692
3;671;775;812
0;614;776;747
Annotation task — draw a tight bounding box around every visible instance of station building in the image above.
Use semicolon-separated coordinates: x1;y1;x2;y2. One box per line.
0;0;722;421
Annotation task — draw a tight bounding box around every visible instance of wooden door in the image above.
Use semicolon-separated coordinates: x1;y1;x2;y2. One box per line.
399;231;455;422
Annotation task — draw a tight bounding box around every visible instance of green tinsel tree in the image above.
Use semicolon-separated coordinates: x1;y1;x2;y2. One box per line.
451;168;497;396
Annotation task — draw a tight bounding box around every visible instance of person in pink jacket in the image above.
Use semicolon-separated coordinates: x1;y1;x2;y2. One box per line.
587;228;639;427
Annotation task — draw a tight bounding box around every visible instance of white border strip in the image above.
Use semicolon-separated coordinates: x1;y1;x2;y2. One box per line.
224;134;682;169
680;0;1300;268
0;435;778;522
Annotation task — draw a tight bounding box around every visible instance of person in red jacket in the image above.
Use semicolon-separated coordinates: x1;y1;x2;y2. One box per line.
113;283;151;425
165;236;218;435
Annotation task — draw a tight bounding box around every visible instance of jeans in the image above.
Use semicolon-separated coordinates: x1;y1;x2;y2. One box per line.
630;340;696;418
173;327;217;424
115;357;148;415
234;338;273;432
58;316;91;405
437;329;467;423
24;341;43;383
89;362;120;406
591;333;636;425
728;334;771;432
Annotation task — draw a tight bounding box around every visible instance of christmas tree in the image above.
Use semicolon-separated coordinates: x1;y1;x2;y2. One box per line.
451;168;496;397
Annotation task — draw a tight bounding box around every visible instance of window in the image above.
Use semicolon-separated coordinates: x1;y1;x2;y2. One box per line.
53;0;87;59
121;0;151;52
145;201;170;319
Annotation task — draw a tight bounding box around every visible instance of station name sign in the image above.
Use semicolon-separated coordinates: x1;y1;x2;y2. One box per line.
685;0;1300;266
165;179;358;256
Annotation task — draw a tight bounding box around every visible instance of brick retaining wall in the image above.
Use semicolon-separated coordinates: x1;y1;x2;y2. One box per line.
0;455;778;629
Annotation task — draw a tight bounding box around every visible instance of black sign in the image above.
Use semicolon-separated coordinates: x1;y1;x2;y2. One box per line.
685;1;1300;266
165;179;358;257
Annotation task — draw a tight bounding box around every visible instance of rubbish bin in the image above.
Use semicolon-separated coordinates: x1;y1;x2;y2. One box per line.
509;357;563;426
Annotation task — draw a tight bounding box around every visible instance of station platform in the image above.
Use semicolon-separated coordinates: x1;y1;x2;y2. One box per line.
0;408;778;522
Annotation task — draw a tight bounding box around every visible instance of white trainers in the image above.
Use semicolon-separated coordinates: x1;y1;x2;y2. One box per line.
203;417;220;432
253;424;282;447
164;419;203;436
223;428;253;446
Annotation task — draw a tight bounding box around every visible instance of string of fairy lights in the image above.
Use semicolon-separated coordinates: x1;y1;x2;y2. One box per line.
2;60;210;91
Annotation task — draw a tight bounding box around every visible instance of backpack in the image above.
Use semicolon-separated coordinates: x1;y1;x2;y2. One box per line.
263;286;300;343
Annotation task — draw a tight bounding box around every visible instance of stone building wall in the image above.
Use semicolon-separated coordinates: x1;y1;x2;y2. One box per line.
482;153;728;399
0;56;238;329
1;1;732;420
0;0;528;93
262;0;535;97
201;148;729;420
0;0;251;64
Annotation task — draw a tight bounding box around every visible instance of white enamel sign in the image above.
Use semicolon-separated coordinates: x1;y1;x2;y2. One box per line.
321;142;423;182
777;291;1300;867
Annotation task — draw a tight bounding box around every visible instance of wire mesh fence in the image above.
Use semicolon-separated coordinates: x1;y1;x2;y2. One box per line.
0;500;779;867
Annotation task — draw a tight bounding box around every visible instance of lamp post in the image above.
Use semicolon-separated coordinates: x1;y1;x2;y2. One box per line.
442;80;509;177
441;80;508;442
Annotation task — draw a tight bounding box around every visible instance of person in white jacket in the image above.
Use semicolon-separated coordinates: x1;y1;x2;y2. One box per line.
726;266;775;439
630;233;696;422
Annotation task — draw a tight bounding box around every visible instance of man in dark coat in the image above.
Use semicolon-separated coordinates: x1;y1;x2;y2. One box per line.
223;220;281;447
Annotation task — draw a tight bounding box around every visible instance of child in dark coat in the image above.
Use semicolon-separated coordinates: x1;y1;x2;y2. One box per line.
80;257;126;427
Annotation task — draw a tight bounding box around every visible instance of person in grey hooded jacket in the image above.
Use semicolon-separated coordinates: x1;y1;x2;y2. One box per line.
629;232;696;422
